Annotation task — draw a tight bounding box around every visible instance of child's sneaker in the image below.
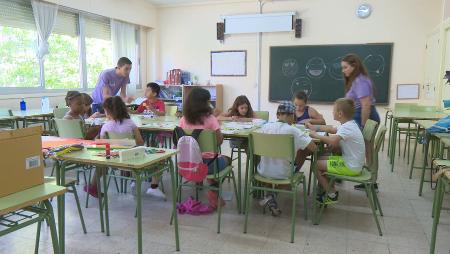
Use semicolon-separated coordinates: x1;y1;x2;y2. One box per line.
206;191;225;209
259;194;281;217
146;187;166;199
316;191;339;205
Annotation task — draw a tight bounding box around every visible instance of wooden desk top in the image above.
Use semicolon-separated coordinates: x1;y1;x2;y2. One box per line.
394;110;446;120
413;120;437;129
0;183;66;216
56;148;178;170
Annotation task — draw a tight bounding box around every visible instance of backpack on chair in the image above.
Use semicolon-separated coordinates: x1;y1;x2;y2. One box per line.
173;127;208;182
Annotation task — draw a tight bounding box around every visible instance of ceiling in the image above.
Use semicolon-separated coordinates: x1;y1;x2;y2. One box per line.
145;0;255;7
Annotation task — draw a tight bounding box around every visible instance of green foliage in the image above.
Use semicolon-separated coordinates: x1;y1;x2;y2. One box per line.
0;26;113;90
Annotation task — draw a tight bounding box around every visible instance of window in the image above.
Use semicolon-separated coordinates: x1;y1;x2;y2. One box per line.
85;15;113;88
44;10;80;89
0;0;39;88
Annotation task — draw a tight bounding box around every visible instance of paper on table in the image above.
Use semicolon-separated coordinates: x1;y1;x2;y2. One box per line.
222;122;255;129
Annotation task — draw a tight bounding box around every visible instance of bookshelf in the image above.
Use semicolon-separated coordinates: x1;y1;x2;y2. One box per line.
160;84;223;111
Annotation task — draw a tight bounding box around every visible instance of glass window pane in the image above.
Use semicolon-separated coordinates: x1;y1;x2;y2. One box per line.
44;11;80;89
0;25;39;88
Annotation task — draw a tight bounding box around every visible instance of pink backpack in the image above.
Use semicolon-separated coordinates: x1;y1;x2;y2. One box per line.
173;127;208;182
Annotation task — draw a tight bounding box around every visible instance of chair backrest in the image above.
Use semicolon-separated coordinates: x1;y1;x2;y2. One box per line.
0;109;13;117
249;132;295;160
254;111;269;121
104;131;134;140
362;119;379;143
367;125;387;181
165;105;178;116
54;119;85;138
178;129;218;153
53;107;70;119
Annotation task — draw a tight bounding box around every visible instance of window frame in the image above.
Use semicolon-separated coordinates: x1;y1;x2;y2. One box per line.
0;3;140;94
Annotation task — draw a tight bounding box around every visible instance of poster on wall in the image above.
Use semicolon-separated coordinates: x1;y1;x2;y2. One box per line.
211;50;247;76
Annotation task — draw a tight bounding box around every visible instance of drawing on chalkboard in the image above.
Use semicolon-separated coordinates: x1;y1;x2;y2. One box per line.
282;58;299;77
363;54;385;77
328;56;344;80
291;76;313;98
306;57;327;79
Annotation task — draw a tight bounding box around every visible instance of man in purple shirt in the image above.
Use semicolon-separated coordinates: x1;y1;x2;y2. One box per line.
92;57;134;113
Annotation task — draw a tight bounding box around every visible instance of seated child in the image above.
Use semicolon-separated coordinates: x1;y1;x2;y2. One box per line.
84;96;165;199
80;93;103;119
257;101;317;216
219;95;255;121
293;91;325;125
307;98;365;204
63;91;84;120
179;87;230;209
136;82;165;116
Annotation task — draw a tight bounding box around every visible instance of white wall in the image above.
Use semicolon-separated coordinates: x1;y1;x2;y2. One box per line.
157;0;442;123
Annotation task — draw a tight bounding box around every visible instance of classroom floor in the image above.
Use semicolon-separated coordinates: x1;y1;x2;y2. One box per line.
1;140;450;254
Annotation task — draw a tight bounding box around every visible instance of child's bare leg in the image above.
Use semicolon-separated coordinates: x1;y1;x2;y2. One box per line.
89;168;104;188
295;149;311;169
316;160;336;192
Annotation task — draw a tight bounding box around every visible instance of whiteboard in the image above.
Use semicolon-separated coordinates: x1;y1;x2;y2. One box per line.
211;51;247;76
397;84;420;100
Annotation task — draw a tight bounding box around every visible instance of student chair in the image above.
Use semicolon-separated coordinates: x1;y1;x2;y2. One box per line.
314;126;387;236
0;109;16;129
53;107;70;119
165;105;178;117
244;132;308;243
253;111;269;121
389;103;417;165
172;129;240;234
381;107;392;152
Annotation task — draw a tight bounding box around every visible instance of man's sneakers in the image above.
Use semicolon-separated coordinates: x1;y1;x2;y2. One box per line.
146;187;166;199
316;191;339;205
354;183;378;192
259;194;282;217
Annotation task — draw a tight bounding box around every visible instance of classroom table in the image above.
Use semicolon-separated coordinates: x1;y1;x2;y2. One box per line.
0;183;66;254
410;120;450;196
12;108;54;129
54;146;180;254
0;115;19;129
430;170;450;254
388;110;446;172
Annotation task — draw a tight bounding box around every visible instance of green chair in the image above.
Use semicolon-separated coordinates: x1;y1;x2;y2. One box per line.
390;103;418;164
244;132;308;243
430;160;450;254
173;129;240;233
0;109;16;129
165;105;178;117
381;108;392;152
314;126;386;236
254;111;269;121
53;118;85;138
53;107;70;119
362;119;379;167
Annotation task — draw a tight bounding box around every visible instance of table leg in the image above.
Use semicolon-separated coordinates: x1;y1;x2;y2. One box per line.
168;159;180;251
96;168;105;233
390;119;398;172
237;148;242;213
311;151;319;225
419;135;430;196
102;168;110;236
430;177;444;254
56;160;66;254
136;172;143;254
409;127;421;179
387;115;393;157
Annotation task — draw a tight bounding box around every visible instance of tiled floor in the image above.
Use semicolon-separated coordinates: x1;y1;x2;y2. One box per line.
2;140;450;254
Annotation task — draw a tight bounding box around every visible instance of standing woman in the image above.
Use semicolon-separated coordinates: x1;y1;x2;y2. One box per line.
341;54;380;128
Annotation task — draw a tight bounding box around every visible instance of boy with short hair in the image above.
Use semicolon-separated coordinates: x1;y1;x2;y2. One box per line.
136;82;166;116
257;101;317;216
307;98;365;204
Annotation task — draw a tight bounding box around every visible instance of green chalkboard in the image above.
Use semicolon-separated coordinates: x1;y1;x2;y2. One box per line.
269;44;393;104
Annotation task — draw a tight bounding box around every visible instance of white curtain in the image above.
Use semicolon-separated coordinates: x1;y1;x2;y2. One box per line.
31;0;58;60
111;19;138;96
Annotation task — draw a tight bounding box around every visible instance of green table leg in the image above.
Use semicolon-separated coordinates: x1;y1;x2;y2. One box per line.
390;118;398;172
43;200;61;254
430;177;445;254
387;115;393;157
136;172;143;254
56;160;66;254
237;148;242;213
311;151;319;225
168;159;180;251
419;136;430;196
96;168;105;233
102;168;110;236
409;127;421;179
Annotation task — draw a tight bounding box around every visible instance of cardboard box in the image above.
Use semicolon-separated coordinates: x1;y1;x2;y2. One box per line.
0;126;44;198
